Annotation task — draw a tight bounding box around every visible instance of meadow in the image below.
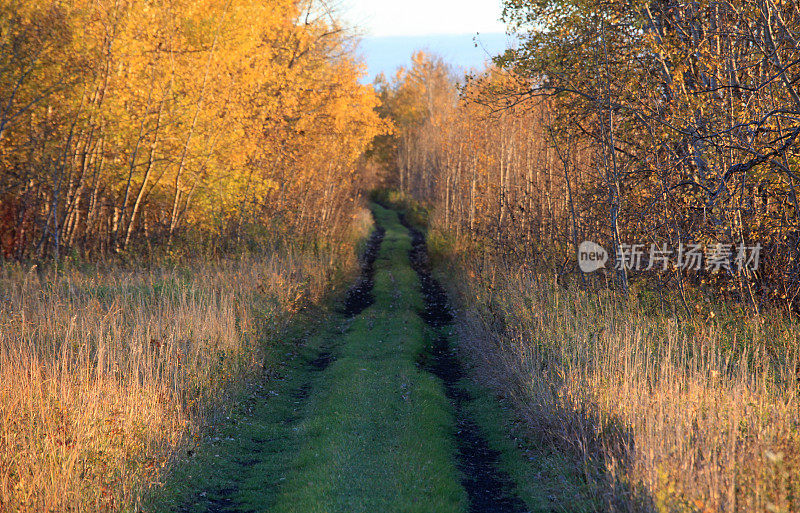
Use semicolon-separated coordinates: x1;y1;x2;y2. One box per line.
433;230;800;512
0;210;372;511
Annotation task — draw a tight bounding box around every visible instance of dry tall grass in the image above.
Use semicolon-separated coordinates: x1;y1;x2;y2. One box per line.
0;210;371;512
437;236;800;512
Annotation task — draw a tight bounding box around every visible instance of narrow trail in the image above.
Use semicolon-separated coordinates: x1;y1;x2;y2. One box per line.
168;205;529;513
401;214;528;513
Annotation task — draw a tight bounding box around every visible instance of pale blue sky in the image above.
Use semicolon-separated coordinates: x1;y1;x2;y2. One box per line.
341;0;507;37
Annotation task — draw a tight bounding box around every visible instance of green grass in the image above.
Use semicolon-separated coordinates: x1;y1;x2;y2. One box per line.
370;188;429;229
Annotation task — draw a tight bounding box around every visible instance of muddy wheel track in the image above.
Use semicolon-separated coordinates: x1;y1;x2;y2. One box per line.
342;224;386;317
400;213;527;513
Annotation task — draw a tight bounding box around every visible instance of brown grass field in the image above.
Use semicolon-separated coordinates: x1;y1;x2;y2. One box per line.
0;210;372;512
438;232;800;512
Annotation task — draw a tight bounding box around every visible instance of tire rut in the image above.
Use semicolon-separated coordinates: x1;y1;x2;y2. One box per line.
400;213;528;513
343;223;386;317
